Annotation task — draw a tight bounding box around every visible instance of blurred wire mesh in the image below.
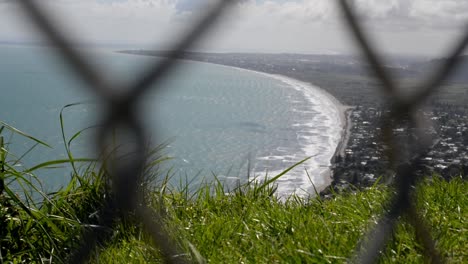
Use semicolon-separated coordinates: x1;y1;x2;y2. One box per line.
11;0;468;262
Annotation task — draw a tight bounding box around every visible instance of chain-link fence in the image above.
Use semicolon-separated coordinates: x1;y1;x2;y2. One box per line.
8;0;468;263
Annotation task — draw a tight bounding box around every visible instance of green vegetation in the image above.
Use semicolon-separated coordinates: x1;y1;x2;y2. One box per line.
0;121;467;263
0;121;108;262
95;176;467;263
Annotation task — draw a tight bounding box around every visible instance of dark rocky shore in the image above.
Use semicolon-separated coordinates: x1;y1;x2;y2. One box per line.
120;50;468;195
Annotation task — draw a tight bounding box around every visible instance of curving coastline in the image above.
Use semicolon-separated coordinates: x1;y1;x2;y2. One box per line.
197;64;352;197
119;50;352;198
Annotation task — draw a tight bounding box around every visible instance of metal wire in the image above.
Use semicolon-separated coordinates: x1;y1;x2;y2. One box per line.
10;0;465;262
338;0;468;263
17;0;235;263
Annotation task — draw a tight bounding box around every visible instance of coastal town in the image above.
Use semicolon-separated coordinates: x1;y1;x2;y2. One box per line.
331;104;468;192
122;50;468;192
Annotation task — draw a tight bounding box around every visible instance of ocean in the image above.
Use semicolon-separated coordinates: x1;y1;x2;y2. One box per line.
0;45;343;198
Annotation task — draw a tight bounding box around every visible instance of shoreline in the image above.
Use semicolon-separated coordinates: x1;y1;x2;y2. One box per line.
219;66;352;195
118;50;352;196
333;106;353;161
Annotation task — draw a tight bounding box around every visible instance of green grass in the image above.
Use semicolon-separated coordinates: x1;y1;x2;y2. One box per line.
0;119;467;263
93;176;467;263
0;128;109;262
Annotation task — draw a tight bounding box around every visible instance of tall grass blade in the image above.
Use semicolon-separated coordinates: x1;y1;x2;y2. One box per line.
255;156;311;195
25;158;96;173
0;121;51;148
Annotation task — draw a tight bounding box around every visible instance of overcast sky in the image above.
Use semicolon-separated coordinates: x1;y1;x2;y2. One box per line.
1;0;468;56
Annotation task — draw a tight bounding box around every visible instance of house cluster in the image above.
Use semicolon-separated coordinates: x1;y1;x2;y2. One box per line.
331;104;468;192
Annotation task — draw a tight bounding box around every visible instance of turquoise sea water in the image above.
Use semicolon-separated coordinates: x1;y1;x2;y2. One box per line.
0;45;342;197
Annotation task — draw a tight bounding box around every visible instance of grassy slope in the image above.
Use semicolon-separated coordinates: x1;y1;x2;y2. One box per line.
95;177;467;263
1;120;466;263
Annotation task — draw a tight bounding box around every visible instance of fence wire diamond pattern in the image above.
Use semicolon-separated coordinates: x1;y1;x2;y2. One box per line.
11;0;468;263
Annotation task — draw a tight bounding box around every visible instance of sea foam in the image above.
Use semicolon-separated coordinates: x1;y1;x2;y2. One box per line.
234;68;344;199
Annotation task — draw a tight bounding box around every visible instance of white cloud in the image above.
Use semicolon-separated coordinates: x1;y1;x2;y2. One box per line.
346;0;468;30
1;0;468;55
34;0;181;45
202;0;345;53
411;0;468;24
204;0;468;54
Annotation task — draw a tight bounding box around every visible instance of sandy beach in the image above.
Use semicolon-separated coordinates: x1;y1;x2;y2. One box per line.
226;66;351;196
302;84;353;193
120;51;352;198
334;106;353;159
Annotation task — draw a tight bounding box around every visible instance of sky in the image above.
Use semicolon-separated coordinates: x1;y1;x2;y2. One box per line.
1;0;468;56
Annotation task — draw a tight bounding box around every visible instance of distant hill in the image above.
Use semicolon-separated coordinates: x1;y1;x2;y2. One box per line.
119;50;419;79
413;55;468;83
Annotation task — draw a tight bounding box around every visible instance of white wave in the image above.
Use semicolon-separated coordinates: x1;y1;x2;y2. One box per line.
238;69;344;199
201;63;345;199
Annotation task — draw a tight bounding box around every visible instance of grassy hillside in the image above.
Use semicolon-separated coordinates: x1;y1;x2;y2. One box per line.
95;176;467;263
0;122;467;263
